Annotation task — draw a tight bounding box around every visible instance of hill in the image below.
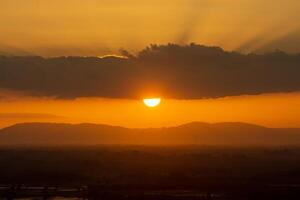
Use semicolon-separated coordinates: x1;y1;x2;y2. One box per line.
0;122;300;146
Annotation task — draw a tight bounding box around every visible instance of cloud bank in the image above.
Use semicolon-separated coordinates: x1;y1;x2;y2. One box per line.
0;44;300;99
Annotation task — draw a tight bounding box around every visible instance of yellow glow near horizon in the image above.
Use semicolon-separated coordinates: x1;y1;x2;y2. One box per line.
143;98;161;107
0;92;300;129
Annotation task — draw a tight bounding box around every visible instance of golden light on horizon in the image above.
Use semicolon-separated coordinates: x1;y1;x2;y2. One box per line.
0;93;300;129
143;98;161;107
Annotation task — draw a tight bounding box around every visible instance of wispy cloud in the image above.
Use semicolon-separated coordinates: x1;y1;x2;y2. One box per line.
0;113;64;119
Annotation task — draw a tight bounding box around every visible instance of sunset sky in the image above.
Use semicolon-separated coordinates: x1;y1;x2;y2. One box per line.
1;91;300;129
1;0;300;129
1;0;300;56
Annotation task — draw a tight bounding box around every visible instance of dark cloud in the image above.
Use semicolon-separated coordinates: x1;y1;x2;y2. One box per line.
0;44;300;99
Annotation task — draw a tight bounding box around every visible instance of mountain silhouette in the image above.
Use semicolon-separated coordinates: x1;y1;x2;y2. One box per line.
0;122;300;146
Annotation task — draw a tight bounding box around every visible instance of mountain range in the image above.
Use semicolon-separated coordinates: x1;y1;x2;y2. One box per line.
0;122;300;146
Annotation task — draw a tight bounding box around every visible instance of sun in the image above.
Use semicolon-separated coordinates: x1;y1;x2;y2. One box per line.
143;98;161;107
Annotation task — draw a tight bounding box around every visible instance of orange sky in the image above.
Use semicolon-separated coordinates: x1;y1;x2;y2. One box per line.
1;92;300;129
1;1;300;129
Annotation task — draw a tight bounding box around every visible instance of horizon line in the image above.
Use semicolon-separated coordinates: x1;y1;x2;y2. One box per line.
2;121;300;130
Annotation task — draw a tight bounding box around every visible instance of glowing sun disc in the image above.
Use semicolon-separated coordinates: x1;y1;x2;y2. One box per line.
143;98;161;107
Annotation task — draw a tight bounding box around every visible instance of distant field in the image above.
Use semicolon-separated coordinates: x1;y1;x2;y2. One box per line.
1;145;300;186
0;146;300;199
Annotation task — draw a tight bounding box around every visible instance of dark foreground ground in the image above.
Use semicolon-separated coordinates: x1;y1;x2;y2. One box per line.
0;145;300;199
